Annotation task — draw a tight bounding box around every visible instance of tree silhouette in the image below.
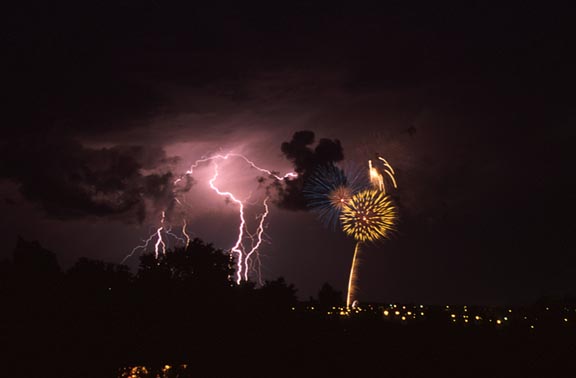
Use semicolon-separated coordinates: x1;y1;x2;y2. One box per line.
257;277;298;313
13;236;61;277
137;238;232;296
317;282;343;310
67;257;132;293
131;238;236;363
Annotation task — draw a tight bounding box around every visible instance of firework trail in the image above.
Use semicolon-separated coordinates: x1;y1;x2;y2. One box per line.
125;152;295;285
340;189;397;307
303;163;369;229
369;156;398;194
343;155;399;307
346;242;362;308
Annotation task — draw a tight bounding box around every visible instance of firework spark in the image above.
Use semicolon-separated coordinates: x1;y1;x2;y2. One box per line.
340;189;396;243
369;156;398;194
368;159;384;191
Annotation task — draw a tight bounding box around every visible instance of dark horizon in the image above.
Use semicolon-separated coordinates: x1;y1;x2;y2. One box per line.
4;234;575;308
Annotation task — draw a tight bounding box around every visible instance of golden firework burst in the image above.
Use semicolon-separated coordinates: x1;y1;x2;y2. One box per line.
340;189;397;242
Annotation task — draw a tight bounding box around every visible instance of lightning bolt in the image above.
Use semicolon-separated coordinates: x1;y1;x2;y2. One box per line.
153;211;167;258
122;211;181;264
208;161;247;284
126;152;296;286
181;219;191;248
182;153;296;180
202;154;291;284
243;197;269;282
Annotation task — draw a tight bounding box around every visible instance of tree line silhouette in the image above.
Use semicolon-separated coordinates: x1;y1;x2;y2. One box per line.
2;237;575;378
0;237;344;377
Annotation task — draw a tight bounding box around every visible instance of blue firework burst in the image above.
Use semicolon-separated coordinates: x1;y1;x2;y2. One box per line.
303;162;370;229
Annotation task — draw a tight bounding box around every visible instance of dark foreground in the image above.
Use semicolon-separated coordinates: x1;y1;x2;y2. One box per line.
3;309;575;378
2;240;575;377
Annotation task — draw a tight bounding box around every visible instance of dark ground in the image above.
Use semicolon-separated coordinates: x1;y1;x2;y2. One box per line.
2;234;574;378
3;306;575;378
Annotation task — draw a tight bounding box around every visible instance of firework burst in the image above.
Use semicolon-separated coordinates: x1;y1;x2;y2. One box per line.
340;188;397;307
340;189;396;243
303;163;369;229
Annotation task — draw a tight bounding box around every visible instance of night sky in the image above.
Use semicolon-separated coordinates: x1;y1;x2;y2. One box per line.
1;2;574;305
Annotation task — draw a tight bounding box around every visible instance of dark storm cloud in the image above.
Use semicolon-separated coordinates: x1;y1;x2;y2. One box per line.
274;130;344;210
1;5;185;222
0;137;187;222
3;4;164;142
